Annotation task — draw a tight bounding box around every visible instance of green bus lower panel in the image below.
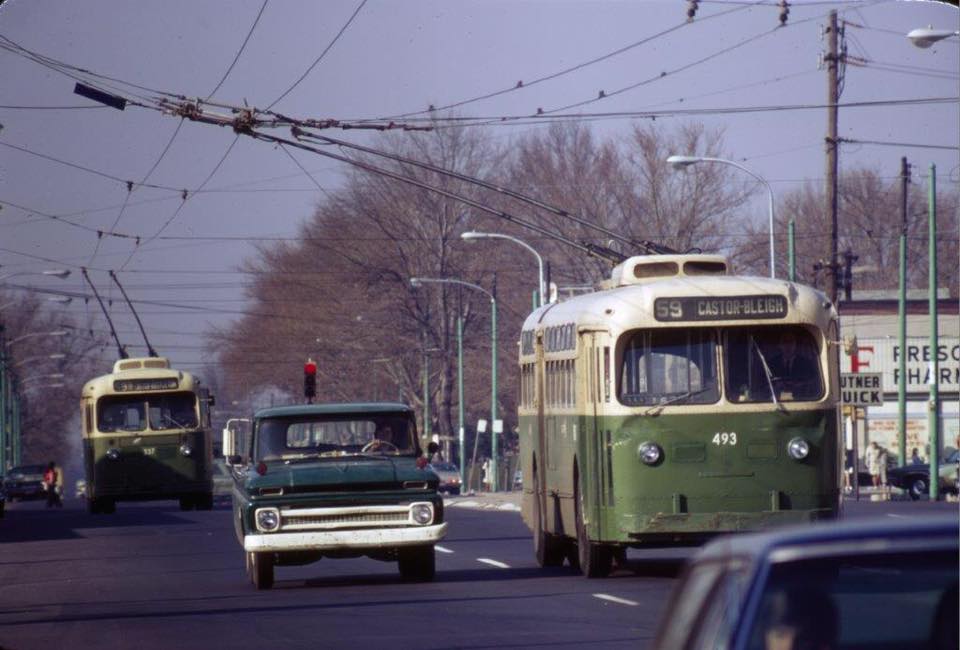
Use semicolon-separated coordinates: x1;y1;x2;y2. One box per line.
84;433;212;501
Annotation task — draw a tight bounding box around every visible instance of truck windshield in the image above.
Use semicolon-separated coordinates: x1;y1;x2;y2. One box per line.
619;329;719;406
98;393;198;432
256;413;418;461
724;326;823;403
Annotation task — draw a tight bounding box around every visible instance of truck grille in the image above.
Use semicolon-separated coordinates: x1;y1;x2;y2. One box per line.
278;504;416;531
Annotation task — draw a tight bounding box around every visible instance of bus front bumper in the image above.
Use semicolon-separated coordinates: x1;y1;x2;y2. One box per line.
244;522;449;552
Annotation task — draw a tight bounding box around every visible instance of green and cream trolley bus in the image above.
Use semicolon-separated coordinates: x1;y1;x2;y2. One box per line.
518;254;841;577
80;357;215;514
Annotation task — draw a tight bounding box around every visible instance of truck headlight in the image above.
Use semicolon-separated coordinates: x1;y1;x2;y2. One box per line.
410;503;433;525
787;437;810;460
106;448;121;461
179;443;193;457
255;507;280;532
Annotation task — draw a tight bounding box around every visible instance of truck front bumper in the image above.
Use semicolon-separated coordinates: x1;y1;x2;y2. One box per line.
244;522;448;552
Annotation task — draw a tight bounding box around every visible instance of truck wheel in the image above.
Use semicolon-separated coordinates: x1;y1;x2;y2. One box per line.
398;545;435;582
88;498;100;514
908;477;928;501
179;496;195;511
195;493;214;511
249;551;274;590
575;479;611;578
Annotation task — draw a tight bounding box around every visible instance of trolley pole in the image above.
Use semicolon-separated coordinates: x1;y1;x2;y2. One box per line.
788;219;796;282
928;164;940;501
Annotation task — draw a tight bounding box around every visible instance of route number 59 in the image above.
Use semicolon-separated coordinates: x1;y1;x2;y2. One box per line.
712;432;737;446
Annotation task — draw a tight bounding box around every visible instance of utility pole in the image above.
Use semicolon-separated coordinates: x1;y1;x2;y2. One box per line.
897;156;910;468
824;10;841;304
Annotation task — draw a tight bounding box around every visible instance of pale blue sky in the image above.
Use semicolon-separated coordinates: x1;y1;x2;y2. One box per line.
1;0;957;370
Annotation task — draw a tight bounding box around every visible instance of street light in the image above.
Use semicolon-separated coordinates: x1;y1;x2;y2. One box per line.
13;353;66;368
19;373;64;385
462;231;546;307
667;155;776;278
0;269;71;282
907;26;959;48
4;330;69;348
410;276;498;490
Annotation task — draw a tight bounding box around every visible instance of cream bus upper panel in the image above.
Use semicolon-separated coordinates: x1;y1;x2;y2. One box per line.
81;357;199;401
523;275;836;340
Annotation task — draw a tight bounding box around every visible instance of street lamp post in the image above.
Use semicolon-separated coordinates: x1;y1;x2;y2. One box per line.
411;277;498;490
667;155;776;278
1;330;68;471
462;231;546;307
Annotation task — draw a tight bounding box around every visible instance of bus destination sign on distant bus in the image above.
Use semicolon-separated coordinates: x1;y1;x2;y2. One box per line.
654;295;788;322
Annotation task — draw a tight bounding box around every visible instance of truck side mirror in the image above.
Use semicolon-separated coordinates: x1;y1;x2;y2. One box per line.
223;428;236;458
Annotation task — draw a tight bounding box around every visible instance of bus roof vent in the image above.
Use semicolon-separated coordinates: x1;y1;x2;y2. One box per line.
609;254;728;287
113;357;171;373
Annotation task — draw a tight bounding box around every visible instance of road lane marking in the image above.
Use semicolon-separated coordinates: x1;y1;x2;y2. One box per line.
887;514;907;518
436;545;454;554
593;593;639;607
477;558;510;568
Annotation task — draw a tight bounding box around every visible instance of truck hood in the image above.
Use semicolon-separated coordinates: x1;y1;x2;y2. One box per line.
246;456;435;494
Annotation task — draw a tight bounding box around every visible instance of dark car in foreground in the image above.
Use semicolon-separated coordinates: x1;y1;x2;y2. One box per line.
226;403;447;590
3;464;47;501
653;516;958;650
888;449;960;500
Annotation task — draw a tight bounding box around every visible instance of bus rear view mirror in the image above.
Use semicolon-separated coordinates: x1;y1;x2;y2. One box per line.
223;428;236;458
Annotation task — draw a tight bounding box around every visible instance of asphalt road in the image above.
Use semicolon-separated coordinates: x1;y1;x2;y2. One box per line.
0;496;955;650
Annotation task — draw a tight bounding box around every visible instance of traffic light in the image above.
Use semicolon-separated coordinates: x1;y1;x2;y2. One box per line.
304;358;317;402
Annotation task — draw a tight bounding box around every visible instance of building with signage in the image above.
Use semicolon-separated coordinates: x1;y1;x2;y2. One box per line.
840;291;959;465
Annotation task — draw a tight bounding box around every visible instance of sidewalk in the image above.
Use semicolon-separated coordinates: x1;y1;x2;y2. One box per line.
444;490;522;512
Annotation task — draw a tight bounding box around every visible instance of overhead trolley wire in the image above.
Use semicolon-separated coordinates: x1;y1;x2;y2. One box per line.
266;0;368;110
373;0;759;121
207;0;269;100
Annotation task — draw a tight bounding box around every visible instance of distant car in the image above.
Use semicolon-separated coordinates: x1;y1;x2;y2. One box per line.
888;449;960;500
653;516;958;650
75;479;87;499
428;461;462;495
3;464;47;501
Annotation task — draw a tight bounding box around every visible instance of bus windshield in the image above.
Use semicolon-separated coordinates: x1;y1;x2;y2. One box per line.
619;329;720;406
725;326;823;403
256;413;418;461
97;393;198;432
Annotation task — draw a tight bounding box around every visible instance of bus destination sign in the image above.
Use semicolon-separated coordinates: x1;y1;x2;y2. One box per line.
654;294;788;322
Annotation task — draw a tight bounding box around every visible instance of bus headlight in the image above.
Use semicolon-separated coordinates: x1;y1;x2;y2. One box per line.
179;443;193;457
255;508;280;532
106;448;121;461
410;503;433;525
787;437;810;460
638;442;662;466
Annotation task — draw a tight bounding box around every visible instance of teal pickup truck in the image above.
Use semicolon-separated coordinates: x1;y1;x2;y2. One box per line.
225;403;448;589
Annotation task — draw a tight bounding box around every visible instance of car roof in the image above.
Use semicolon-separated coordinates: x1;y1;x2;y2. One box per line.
254;402;413;419
694;515;958;564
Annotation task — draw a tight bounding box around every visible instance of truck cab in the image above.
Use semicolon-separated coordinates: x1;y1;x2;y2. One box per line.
225;403;447;589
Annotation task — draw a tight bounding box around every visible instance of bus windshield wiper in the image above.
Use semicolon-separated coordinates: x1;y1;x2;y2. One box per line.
749;336;785;412
643;386;714;416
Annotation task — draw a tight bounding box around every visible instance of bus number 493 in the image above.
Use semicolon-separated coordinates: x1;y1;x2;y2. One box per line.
712;432;737;446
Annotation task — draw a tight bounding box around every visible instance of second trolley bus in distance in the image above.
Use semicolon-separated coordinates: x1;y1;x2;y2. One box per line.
80;356;215;514
518;253;841;577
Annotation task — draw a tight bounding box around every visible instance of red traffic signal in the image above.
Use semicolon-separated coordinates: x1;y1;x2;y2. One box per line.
304;359;317;400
